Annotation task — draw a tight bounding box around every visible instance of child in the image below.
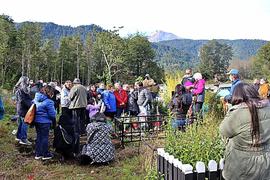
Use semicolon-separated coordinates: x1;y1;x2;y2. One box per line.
86;98;100;122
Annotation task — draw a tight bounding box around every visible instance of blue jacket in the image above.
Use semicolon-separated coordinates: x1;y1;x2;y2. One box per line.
225;79;242;103
102;90;116;113
0;96;4;120
34;92;56;124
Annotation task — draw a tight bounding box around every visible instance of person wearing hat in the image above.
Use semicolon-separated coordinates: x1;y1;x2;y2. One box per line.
143;74;156;90
181;68;195;86
258;78;269;99
224;69;242;103
69;78;88;140
192;72;206;120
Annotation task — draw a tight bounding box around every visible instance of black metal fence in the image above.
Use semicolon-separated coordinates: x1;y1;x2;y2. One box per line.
157;148;225;180
113;115;167;146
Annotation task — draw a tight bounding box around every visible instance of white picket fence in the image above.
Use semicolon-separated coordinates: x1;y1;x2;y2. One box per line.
157;148;225;180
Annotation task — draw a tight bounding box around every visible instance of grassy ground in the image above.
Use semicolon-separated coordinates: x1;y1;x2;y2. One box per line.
0;116;149;180
0;89;158;180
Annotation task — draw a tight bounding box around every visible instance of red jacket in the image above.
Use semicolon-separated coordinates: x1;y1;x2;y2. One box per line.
114;89;128;108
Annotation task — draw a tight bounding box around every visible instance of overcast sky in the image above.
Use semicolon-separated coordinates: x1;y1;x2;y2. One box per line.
1;0;270;40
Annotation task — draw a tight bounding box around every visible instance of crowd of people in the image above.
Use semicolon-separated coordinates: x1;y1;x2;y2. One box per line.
12;74;158;162
169;68;206;130
7;67;270;176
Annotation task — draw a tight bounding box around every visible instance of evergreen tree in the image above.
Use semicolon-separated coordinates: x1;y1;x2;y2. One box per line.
199;40;232;79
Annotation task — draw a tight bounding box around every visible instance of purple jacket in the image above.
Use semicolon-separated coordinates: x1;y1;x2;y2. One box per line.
86;104;100;118
192;79;206;102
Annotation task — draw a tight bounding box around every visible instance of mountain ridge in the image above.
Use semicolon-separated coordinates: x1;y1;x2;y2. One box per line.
15;21;269;71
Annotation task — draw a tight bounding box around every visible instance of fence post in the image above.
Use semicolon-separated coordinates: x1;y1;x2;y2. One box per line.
157;148;165;177
176;160;183;180
196;161;205;180
168;155;174;180
182;164;193;180
208;160;218;180
173;159;180;180
219;159;225;180
164;153;170;180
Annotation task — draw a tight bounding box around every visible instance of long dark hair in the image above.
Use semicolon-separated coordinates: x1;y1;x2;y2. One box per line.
231;83;261;147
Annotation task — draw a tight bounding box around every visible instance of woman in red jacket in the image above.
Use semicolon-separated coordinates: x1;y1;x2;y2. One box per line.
114;83;128;118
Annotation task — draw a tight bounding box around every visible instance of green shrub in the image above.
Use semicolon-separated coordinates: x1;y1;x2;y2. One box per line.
165;116;225;167
205;91;225;120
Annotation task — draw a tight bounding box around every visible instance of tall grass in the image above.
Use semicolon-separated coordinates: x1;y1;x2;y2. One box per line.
165;115;225;167
160;72;184;105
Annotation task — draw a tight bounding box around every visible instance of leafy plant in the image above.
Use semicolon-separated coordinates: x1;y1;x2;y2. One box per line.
165;115;225;167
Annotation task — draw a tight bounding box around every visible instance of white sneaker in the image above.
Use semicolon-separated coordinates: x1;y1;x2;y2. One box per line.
15;138;20;141
35;156;43;160
19;139;32;146
42;156;53;160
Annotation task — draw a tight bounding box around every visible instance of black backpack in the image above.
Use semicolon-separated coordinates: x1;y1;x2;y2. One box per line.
181;92;193;106
53;125;73;150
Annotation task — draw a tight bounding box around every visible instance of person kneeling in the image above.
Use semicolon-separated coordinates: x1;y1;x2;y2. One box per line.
80;113;115;165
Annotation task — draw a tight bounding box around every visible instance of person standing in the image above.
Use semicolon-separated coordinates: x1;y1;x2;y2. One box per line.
69;78;88;136
114;83;128;117
61;80;72;116
169;84;191;130
14;76;32;145
191;73;206;120
102;84;116;120
88;84;98;100
253;78;260;92
128;85;139;116
181;68;195;86
258;78;269;99
48;82;61;114
137;82;151;116
143;74;157;99
224;69;241;103
220;83;270;180
33;85;56;160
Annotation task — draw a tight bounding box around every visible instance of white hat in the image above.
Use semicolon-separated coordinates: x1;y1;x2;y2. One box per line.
193;73;202;81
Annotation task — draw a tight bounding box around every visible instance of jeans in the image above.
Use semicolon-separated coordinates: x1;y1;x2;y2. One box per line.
195;102;204;120
35;123;50;157
116;107;125;118
17;117;28;140
172;119;186;129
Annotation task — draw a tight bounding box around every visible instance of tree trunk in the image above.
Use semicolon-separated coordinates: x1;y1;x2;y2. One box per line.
76;43;80;78
87;57;91;85
21;53;25;76
102;50;112;84
26;47;31;78
60;58;64;85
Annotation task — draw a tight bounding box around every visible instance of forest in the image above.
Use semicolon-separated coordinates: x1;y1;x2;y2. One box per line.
0;15;164;88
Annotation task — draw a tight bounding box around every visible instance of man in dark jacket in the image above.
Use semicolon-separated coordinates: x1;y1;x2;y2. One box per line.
128;86;139;116
14;76;32;145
